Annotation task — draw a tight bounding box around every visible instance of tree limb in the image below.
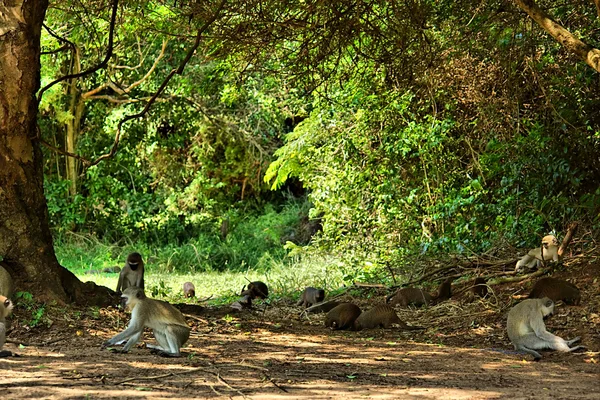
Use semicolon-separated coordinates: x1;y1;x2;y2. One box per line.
37;0;120;101
512;0;600;72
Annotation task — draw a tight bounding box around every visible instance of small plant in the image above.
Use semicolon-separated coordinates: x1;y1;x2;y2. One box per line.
149;280;170;298
14;291;53;328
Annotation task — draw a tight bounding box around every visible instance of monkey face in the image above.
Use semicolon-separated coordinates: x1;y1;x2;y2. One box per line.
540;297;555;317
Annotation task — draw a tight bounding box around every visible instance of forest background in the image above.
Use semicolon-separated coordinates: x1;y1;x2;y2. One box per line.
38;0;600;301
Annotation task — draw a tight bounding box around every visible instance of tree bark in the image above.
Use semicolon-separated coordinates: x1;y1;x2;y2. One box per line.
0;0;112;305
513;0;600;72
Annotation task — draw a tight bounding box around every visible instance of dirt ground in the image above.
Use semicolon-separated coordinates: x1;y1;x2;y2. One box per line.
1;263;599;399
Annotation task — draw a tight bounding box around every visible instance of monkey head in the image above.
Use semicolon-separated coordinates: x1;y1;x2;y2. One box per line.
127;252;143;271
121;287;146;310
541;235;559;249
539;297;555;318
0;295;13;318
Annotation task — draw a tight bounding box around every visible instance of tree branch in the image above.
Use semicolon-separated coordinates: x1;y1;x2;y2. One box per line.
512;0;600;72
36;0;120;102
87;0;227;167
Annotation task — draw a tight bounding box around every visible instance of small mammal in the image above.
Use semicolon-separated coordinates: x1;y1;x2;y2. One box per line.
0;295;14;357
325;303;361;330
472;277;488;298
103;266;122;274
528;277;581;305
116;252;145;294
183;282;196;298
387;288;433;307
433;277;454;304
306;301;341;314
241;281;269;299
297;287;325;308
354;304;424;331
515;235;560;272
0;265;14;298
506;297;584;360
103;287;190;357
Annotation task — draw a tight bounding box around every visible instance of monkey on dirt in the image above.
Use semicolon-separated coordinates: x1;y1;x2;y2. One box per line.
506;297;584;360
0;295;14;357
515;235;560;272
103;287;190;357
116;252;145;295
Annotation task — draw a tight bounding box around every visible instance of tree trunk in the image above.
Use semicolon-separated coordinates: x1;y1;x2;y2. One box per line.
0;0;112;306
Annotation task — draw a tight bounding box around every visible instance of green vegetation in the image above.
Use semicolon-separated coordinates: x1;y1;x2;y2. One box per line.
40;1;600;292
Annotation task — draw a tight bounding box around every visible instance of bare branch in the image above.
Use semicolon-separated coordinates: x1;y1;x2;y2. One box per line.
37;0;120;102
87;0;227;167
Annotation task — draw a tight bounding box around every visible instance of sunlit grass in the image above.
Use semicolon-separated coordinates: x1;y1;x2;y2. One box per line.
69;252;348;305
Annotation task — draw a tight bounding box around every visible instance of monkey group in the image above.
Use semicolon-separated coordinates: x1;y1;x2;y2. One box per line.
0;232;590;363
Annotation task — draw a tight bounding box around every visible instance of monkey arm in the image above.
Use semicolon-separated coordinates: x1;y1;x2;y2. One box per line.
116;275;123;293
104;318;144;349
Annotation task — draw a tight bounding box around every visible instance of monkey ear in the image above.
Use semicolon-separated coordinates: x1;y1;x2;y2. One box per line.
544;299;553;308
136;290;145;299
3;299;9;308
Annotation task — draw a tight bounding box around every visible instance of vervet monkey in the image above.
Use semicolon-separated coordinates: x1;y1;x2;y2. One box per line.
296;287;325;308
103;287;190;357
0;265;14;298
183;282;196;298
0;295;14;357
241;281;269;299
507;297;584;360
515;235;560;272
116;252;145;294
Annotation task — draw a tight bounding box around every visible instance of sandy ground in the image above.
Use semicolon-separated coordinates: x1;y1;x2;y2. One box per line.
1;264;599;399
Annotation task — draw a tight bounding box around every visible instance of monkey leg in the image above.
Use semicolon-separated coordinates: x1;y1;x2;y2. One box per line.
566;337;580;346
121;331;142;352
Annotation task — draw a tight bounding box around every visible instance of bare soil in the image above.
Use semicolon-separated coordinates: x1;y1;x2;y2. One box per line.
1;263;599;399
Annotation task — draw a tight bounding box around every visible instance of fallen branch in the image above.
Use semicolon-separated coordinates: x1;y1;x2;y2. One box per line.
115;366;208;385
558;222;579;257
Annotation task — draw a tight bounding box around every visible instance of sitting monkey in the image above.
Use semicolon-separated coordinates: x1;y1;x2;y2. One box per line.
515;235;560;272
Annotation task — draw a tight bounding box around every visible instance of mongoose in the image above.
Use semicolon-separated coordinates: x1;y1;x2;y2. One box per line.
354;304;424;331
528;277;581;305
102;266;122;274
296;287;325;308
472;277;488;298
241;281;269;299
432;277;454;304
183;282;196;298
387;288;433;307
325;303;361;330
306;301;342;313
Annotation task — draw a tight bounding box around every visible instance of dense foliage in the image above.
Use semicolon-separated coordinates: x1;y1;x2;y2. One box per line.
39;1;600;274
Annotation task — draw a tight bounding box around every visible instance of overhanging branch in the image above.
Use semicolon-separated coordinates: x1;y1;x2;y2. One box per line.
512;0;600;72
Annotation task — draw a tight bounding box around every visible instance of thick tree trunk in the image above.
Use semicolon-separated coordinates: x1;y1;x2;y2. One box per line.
0;0;112;306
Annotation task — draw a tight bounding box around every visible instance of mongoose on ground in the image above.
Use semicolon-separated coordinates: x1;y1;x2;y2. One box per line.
306;301;341;313
296;287;325;308
102;266;122;274
325;303;361;330
387;288;433;307
472;277;488;298
432;277;454;304
354;304;424;331
528;277;581;305
242;281;269;299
